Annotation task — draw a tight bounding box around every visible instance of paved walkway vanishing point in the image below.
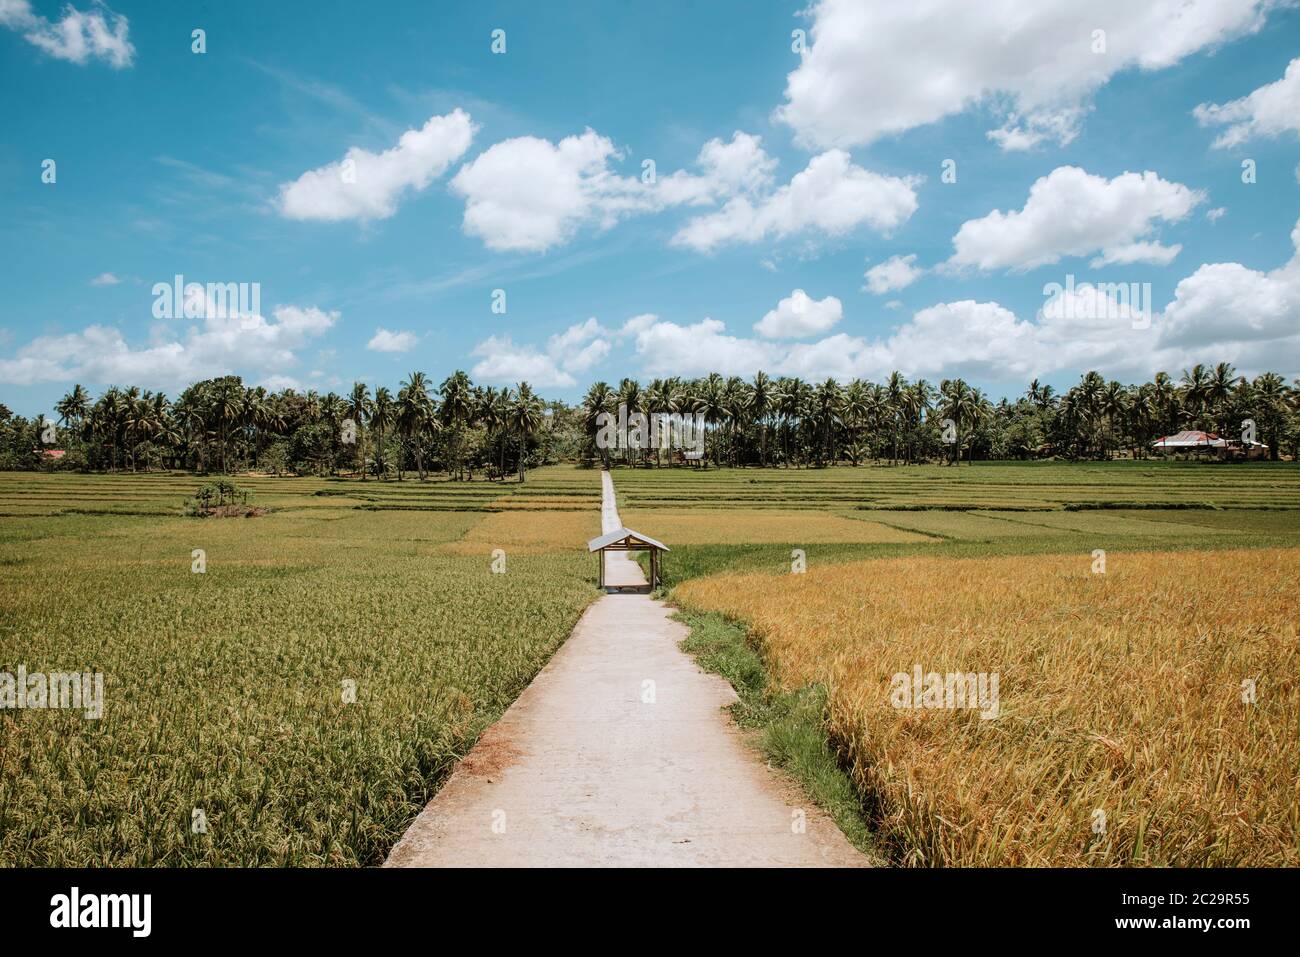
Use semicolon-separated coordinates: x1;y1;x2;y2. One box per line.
385;471;867;867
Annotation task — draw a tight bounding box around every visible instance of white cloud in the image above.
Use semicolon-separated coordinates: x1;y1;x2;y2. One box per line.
627;317;781;378
776;0;1272;150
1159;218;1300;354
1089;241;1183;268
469;317;611;387
864;254;922;294
450;130;653;252
540;215;1300;388
755;289;842;339
949;166;1202;272
672;150;918;253
89;272;122;286
618;313;659;339
656;132;778;206
0;0;134;68
448;128;914;255
1194;57;1300;148
366;328;417;353
278;110;475;221
260;374;303;391
0;304;338;388
1207;207;1227;223
986;109;1088;152
616;221;1300;385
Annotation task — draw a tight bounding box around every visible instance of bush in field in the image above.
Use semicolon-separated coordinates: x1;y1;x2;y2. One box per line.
184;479;257;517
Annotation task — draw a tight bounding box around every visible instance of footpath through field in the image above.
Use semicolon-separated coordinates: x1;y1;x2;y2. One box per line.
385;470;866;867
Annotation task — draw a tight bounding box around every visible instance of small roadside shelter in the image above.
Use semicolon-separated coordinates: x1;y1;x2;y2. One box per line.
587;526;669;590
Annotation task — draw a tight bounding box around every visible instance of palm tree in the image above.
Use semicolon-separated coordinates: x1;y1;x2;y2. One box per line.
347;382;373;480
1099;380;1129;458
777;377;811;467
1206;362;1240;435
478;385;511;480
645;378;682;467
812;378;843;467
370;387;394;480
581;381;615;468
1251;372;1288;461
749;371;779;467
398;372;434;480
689;374;727;468
722;376;751;467
902;379;934;464
1151;371;1177;436
841;379;870;465
939;378;979;465
55;384;90;435
508;382;544;482
1180;364;1212;430
438;371;473;480
885;371;906;465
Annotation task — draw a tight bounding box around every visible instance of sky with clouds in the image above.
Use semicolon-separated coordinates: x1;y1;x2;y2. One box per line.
1;0;1299;416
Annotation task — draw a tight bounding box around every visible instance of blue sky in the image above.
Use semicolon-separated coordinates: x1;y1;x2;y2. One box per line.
2;0;1299;416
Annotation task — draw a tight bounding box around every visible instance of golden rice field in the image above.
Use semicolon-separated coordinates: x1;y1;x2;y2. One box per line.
675;548;1300;866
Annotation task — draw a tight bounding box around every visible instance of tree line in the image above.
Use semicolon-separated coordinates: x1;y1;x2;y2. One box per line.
1;361;1296;477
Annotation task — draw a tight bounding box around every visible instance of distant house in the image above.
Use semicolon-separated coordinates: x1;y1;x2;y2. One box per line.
1153;430;1226;450
1152;431;1267;459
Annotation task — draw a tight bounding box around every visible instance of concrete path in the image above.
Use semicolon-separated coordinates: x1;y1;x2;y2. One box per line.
385;471;867;867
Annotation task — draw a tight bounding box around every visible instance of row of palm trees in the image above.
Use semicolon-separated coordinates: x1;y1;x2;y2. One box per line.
23;361;1300;475
46;372;547;480
579;362;1299;466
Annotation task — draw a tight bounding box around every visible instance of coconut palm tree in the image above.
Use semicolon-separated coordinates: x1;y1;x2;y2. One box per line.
812;378;843;467
840;379;870;465
1180;364;1212;430
478;385;511;480
370;387;394;480
689;374;727;468
398;372;435;480
939;378;979;465
1099;380;1129;458
508;382;544;482
347;382;373;480
55;384;90;435
1206;362;1240;435
749;371;779;467
438;371;473;480
581;380;616;468
885;371;906;465
722;376;751;467
1251;372;1288;461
